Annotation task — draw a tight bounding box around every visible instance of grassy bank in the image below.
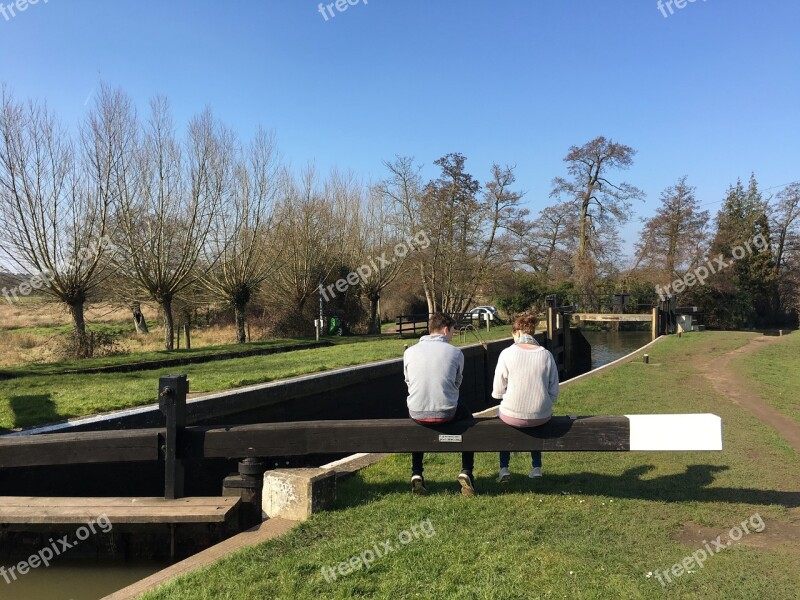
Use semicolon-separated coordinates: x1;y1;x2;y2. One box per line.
731;332;800;427
143;331;800;599
0;326;513;431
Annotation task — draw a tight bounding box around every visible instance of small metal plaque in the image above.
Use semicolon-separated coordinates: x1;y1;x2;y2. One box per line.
439;434;462;443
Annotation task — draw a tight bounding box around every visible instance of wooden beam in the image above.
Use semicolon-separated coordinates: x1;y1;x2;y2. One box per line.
0;415;722;470
573;313;653;322
0;429;161;468
187;416;636;457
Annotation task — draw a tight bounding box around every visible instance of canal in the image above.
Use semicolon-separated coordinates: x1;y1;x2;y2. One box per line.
6;330;654;599
581;329;653;369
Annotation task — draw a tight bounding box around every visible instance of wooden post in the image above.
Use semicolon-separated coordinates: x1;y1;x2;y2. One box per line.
546;306;555;348
159;374;188;500
651;307;659;340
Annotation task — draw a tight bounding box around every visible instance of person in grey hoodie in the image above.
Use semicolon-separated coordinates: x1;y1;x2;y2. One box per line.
404;312;476;496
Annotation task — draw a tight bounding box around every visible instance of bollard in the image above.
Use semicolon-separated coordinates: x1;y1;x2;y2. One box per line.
643;354;650;364
223;458;266;529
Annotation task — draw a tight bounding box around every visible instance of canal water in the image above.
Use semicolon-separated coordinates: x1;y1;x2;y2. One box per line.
1;559;169;599
6;330;652;600
581;329;653;369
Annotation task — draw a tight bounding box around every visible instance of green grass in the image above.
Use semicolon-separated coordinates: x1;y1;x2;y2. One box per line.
730;332;800;427
0;337;313;377
142;331;800;600
0;326;514;431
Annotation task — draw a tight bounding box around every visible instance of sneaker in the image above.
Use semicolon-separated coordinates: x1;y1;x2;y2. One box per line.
529;467;542;479
497;467;512;483
411;474;428;495
458;470;476;496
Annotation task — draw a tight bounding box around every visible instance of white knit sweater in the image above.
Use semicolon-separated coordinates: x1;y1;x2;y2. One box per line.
491;344;560;420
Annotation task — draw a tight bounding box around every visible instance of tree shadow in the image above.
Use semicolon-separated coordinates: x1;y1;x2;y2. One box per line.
334;464;800;509
8;394;61;429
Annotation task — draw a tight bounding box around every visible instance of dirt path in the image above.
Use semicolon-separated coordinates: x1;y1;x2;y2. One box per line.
700;335;800;453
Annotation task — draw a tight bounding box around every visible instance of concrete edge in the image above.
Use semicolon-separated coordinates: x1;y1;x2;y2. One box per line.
101;517;298;600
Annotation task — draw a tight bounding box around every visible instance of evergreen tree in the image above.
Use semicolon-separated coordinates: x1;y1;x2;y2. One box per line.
706;175;777;327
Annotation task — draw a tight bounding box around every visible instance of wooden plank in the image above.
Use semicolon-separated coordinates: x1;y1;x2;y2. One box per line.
0;429;161;468
0;496;239;524
572;313;653;322
192;416;632;456
0;496;236;507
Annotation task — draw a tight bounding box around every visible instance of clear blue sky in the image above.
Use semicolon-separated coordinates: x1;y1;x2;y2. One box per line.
1;0;798;257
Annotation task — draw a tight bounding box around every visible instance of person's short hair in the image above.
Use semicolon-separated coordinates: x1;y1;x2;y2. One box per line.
429;312;456;333
512;312;539;336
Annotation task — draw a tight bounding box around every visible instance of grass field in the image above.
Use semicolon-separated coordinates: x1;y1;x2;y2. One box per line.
141;331;800;600
0;325;514;431
731;332;800;427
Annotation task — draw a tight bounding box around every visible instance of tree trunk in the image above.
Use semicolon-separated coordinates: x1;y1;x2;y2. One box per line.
132;302;149;334
234;301;247;344
184;322;191;350
161;297;175;351
367;293;380;335
68;301;90;359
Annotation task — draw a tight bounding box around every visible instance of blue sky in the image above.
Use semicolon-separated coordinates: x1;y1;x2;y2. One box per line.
1;0;798;257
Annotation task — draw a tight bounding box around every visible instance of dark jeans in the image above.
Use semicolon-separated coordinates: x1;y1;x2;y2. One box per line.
499;451;542;469
411;401;475;476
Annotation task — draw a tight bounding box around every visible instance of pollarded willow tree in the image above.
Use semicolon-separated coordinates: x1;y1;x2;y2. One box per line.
201;129;282;343
0;87;117;357
550;136;644;295
266;166;351;330
111;96;224;350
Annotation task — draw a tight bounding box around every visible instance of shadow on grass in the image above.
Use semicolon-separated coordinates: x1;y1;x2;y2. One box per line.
9;394;60;429
336;464;800;509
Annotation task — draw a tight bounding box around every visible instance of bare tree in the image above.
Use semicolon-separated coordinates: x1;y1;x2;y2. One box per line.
551;136;644;293
202;129;282;343
771;182;800;315
355;183;410;333
634;176;708;282
267;166;342;329
386;154;524;314
0;88;116;357
112;98;222;350
519;201;576;280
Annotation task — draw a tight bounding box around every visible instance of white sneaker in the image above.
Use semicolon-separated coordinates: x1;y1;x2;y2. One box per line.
528;467;542;479
497;467;511;483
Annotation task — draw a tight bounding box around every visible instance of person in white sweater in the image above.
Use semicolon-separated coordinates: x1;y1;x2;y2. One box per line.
491;312;560;482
